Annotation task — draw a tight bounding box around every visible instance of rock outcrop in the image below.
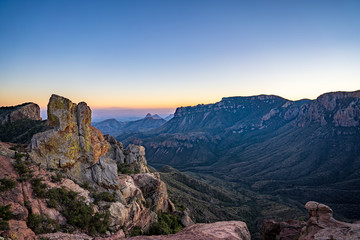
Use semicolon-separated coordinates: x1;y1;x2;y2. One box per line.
260;219;306;240
297;91;360;127
26;94;174;235
30;94;149;189
261;201;360;240
299;201;360;240
0;102;41;125
127;221;251;240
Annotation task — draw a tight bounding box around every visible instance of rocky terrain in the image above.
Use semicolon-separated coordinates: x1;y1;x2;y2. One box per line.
122;90;360;222
0;95;251;240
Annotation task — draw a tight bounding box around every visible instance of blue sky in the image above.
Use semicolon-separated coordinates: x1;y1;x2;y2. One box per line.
0;0;359;114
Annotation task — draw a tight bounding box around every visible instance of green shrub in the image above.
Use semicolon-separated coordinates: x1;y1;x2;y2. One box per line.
13;156;33;182
0;204;13;230
27;213;59;234
47;187;110;235
92;191;116;204
117;163;137;174
0;178;17;192
146;212;183;235
80;181;93;191
31;178;47;198
51;172;63;183
130;226;142;236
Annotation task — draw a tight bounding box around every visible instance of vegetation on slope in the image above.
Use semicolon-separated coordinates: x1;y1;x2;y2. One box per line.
0;119;52;144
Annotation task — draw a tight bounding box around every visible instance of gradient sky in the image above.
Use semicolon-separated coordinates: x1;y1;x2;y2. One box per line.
0;0;359;112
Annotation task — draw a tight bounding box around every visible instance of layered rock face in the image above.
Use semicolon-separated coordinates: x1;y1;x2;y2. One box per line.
260;201;360;240
128;221;251;240
30;94;149;189
31;95;108;169
0;102;41;125
297;90;360;127
26;95;173;234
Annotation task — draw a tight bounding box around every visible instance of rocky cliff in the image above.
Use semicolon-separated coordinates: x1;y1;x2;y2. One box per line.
1;94;184;239
121;90;360;224
0;102;41;125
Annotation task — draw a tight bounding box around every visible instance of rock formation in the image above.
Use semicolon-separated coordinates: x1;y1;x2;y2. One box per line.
299;201;360;240
0;102;41;125
0;94;177;237
30;94;149;189
260;219;306;240
260;201;360;240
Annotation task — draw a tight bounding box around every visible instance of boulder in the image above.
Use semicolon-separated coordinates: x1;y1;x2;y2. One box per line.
127;221;251;240
260;219;306;240
132;173;171;212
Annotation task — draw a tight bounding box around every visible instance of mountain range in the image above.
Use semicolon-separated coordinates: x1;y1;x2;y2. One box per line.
120;90;360;221
93;113;167;137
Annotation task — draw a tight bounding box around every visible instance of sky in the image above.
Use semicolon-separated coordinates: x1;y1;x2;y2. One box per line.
0;0;359;118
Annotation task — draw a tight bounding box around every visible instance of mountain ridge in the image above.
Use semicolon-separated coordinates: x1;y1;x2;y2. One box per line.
120;90;360;221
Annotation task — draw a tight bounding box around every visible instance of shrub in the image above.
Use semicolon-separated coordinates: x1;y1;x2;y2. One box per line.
117;163;136;174
0;178;17;192
146;212;183;235
31;178;47;198
92;191;116;204
47;187;110;235
130;226;142;236
51;172;63;183
13;156;33;182
27;213;59;234
0;204;13;230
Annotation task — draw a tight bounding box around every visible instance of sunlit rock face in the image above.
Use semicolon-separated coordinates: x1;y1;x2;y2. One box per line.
31;94;108;169
0;102;42;125
30;94;148;189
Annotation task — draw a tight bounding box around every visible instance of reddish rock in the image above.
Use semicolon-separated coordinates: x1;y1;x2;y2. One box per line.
38;232;93;240
299;201;360;240
127;221;251;240
260;219;306;240
1;220;36;240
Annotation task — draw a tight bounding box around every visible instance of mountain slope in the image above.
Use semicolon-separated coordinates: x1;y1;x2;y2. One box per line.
92;118;125;135
122;90;360;220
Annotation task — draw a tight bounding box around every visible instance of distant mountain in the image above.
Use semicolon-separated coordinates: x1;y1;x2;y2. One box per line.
164;114;174;121
95;114;167;137
119;114;166;135
122;90;360;221
92;118;125;135
152;114;163;120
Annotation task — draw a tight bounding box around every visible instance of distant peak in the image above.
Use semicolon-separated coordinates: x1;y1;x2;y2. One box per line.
145;113;152;118
152;114;163;120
